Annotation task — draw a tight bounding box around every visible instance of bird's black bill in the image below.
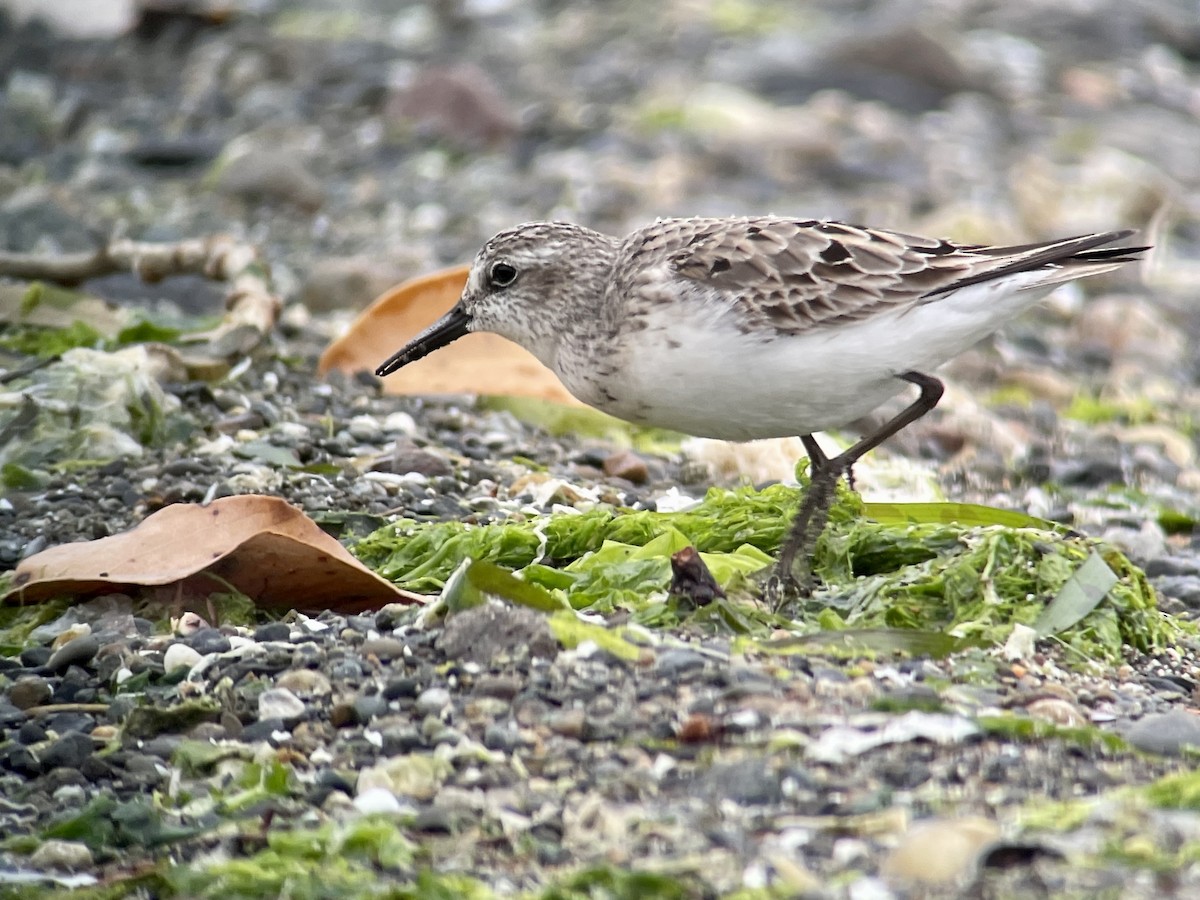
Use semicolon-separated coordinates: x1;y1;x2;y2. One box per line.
375;306;471;377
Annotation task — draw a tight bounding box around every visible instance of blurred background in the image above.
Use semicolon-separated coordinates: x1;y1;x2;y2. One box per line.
1;0;1195;317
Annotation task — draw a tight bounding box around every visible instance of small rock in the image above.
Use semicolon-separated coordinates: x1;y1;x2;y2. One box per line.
329;702;357;728
44;635;99;672
383;677;421;700
602;449;650;484
276;669;332;699
1026;697;1088;728
257;688;306;722
0;744;39;776
654;648;708;677
354;786;404;815
28;838;94;872
163;643;203;673
882;816;1000;888
380;724;423;755
386;64;517;147
415;687;451;718
185;628;231;655
214;148;325;211
483;723;519;752
1144;556;1200;578
436;602;558;665
362;637;407;661
254;622;292;642
241;717;287;743
383;443;455;478
9;676;52;710
1125;710;1200;755
299;256;410;313
39;732;95;772
1154;576;1200;609
353;694;389;723
548;707;586;739
473;674;521;701
19;646;52;668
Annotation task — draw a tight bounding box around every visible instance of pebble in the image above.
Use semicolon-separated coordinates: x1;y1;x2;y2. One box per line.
39;732;95;772
241;718;286;743
354;786;405;815
436;603;559;664
163;643;203;673
1125;710;1200;756
1026;697;1089;728
254;622;293;642
214;148;325;211
353;694;389;724
881;816;1000;888
44;635;99;672
362;637;408;661
415;687;452;718
186;628;232;655
276;669;332;698
386;443;455;478
602;449;650;484
257;688;307;722
383;677;422;700
8;676;52;710
654;648;709;677
28;838;95;872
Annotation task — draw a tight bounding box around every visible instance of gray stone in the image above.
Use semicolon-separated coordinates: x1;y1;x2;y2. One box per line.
45;635;99;673
1125;710;1200;755
415;687;451;717
39;732;94;772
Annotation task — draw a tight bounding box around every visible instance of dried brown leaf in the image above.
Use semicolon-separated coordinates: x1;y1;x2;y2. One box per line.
4;495;415;613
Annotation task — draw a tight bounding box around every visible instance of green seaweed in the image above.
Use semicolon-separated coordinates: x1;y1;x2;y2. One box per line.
355;481;1185;662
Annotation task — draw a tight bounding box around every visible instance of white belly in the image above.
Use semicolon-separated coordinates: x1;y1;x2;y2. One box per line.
560;278;1059;441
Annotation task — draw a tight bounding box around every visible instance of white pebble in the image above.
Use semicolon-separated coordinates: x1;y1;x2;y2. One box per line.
163;643;203;673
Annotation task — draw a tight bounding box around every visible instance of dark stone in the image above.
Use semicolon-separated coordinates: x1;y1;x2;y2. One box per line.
16;721;46;745
0;702;24;727
19;647;52;668
253;622;292;643
40;766;88;791
186;628;232;655
1145;556;1200;578
42;712;96;736
352;694;388;723
39;732;94;772
412;805;458;833
654;648;708;678
240;717;287;743
44;636;99;673
380;725;423;755
383;677;422;700
0;744;40;777
483;723;519;752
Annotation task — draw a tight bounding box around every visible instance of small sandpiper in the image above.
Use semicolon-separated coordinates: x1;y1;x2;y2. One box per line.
376;217;1147;596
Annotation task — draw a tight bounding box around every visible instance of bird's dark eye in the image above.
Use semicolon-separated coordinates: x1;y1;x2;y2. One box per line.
489;262;518;289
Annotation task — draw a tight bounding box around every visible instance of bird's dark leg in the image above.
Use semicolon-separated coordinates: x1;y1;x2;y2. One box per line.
772;371;945;604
